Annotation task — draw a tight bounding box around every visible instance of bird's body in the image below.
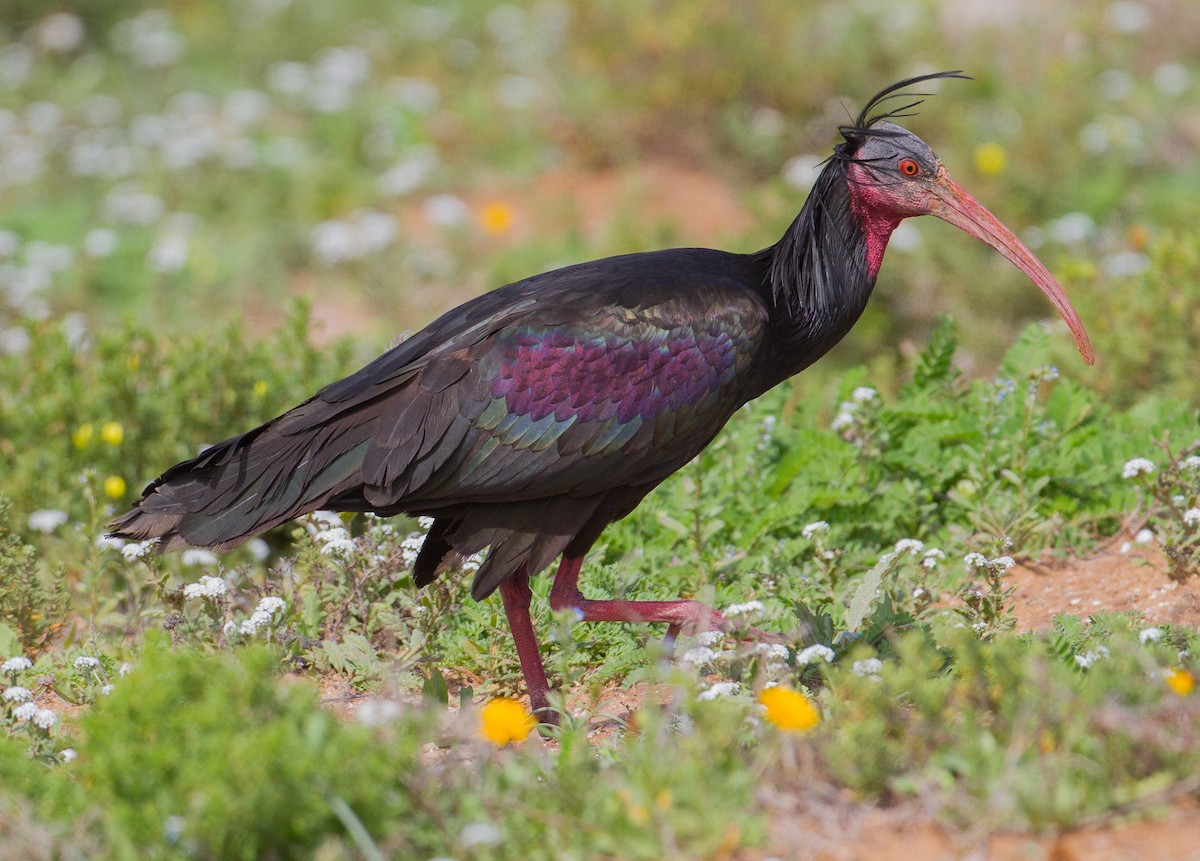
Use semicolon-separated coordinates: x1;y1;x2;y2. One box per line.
110;73;1093;720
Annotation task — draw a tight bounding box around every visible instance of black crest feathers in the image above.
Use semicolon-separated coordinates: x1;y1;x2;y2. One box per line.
837;70;971;151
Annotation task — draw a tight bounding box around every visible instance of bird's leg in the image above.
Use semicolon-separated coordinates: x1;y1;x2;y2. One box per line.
548;555;786;645
498;564;557;726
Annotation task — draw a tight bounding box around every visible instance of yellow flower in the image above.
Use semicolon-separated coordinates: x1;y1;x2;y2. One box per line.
72;423;94;450
126;353;141;372
758;686;821;732
972;142;1007;177
100;421;124;446
479;201;515;236
479;697;536;745
1165;668;1195;696
252;379;268;398
103;475;127;499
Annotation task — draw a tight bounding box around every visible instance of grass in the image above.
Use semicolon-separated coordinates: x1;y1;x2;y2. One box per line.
2;1;1200;857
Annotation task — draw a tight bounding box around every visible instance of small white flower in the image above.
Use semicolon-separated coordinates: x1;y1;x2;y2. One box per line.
680;647;717;667
121;538;158;561
256;596;286;615
317;527;357;557
801;520;829;540
696;630;726;647
893;538;924;555
73;656;101;672
1134;528;1154;544
222;620;239;638
1075;645;1111;669
830;409;855;432
95;534;126;551
2;656;32;673
1183;509;1200;528
99;684;114;696
851;386;878;404
460;551;485;573
1122;457;1155;479
3;686;32;702
247;538;270;561
182;575;227;599
963;552;989;571
357;697;403;727
83;228;119;258
33;707;57;729
1181;456;1200;473
852;658;883;677
118;662;132;677
27;509;69;533
12;702;38;722
398;531;426;565
417;515;435;530
921;548;945;569
181;548;219;568
796;644;835;665
755;643;790;664
459;822;502;849
1139;627;1163;644
697;681;739;701
61;748;77;762
991;556;1016;572
724;600;765;619
912;587;928;599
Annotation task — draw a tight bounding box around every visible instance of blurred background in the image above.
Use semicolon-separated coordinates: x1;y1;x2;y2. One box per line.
1;0;1198;402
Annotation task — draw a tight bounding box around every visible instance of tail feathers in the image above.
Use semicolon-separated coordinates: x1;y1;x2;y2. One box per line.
107;404;379;551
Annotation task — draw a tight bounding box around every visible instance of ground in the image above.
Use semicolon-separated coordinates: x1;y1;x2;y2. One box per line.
305;544;1200;860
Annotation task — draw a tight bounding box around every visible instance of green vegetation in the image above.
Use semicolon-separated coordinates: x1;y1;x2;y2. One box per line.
2;1;1199;857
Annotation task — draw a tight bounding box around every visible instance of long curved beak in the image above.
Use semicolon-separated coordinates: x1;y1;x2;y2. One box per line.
927;168;1094;365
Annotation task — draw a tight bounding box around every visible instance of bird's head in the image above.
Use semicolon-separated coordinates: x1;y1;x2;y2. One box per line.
833;72;1094;365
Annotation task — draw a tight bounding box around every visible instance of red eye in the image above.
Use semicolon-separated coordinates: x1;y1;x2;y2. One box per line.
899;159;920;177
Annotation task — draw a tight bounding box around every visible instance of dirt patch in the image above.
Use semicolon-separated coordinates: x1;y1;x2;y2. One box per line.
1006;547;1200;632
753;794;1200;861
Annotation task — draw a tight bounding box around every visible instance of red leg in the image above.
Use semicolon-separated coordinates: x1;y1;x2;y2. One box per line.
498;565;557;725
548;555;785;644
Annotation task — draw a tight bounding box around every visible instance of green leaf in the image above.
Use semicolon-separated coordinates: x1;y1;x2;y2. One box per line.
422;668;448;706
845;554;898;632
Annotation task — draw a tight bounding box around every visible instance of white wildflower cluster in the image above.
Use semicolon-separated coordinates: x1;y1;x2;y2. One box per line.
310;209;399;267
1183;509;1200;529
893;538;924;555
11;701;57;729
1181;455;1200;474
121;538;158;560
1138;627;1163;644
235;595;287;636
697;680;739;701
724;600;765;620
73;656;101;673
796;644;835;665
1074;644;1111;670
181;548;219;567
460;551;486;574
753;642;790;669
830;387;877;436
316;526;357;557
27;508;68;533
398;531;427;566
851;657;883;680
1;656;32;674
920;548;945;570
182;575;227;600
3;685;32;702
1122;457;1155;479
801;520;829;541
680;646;718;667
964;552;1015;574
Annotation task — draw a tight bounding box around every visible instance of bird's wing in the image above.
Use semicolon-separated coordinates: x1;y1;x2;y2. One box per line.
342;281;769;510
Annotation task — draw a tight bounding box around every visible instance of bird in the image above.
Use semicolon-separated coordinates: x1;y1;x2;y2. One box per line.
109;71;1093;722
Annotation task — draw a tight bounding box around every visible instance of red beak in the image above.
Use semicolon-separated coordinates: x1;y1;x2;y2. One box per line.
928;168;1094;365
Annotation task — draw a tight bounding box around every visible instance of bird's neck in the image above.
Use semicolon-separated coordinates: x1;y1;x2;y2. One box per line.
760;158;892;377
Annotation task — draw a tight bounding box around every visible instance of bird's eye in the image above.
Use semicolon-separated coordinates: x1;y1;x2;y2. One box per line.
898;158;920;177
